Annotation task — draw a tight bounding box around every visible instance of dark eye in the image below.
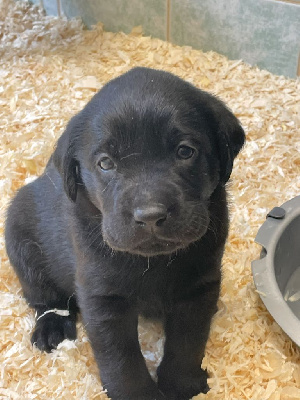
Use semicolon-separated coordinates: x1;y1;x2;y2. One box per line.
98;156;115;171
176;145;195;160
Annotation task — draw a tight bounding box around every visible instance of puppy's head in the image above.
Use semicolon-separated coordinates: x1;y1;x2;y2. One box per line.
53;67;245;256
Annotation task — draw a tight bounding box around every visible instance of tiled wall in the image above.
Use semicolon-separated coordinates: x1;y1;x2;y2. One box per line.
169;0;300;78
32;0;300;78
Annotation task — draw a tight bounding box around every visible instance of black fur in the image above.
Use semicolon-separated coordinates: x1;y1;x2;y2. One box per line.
5;67;245;400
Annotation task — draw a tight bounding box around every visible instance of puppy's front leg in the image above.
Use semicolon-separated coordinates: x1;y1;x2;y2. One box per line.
79;292;165;400
157;280;220;400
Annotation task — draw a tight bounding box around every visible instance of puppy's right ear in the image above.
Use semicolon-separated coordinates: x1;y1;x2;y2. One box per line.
52;115;82;202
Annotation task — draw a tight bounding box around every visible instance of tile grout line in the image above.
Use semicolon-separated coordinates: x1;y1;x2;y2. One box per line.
57;0;61;17
166;0;171;42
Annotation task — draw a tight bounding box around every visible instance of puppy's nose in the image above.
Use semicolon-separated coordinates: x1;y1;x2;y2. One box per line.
134;205;167;227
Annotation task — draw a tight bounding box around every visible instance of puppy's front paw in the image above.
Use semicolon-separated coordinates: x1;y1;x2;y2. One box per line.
106;386;167;400
31;312;77;352
157;363;209;400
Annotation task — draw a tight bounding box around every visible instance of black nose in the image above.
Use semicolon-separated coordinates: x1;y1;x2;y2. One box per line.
134;205;167;227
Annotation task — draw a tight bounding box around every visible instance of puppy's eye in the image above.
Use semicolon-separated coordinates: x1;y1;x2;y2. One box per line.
98;157;115;171
176;145;195;160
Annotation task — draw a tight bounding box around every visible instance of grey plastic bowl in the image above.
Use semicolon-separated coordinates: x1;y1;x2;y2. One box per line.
252;195;300;346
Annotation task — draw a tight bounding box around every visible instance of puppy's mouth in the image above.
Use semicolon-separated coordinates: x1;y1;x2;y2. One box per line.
131;238;186;256
103;229;187;256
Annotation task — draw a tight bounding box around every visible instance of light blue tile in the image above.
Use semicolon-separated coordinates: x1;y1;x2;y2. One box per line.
29;0;299;78
170;0;300;78
61;0;167;40
30;0;60;16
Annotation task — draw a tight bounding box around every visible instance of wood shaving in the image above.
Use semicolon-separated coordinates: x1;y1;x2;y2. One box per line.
1;1;300;399
287;292;300;303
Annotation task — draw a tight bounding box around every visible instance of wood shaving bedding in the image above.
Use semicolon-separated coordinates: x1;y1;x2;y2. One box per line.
0;1;299;399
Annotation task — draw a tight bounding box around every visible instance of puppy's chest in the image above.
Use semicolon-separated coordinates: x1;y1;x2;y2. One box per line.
136;267;174;319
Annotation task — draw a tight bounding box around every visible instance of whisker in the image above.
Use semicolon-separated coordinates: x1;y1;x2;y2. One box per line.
142;257;150;276
102;178;115;193
85;223;102;242
85;229;103;253
120;152;142;161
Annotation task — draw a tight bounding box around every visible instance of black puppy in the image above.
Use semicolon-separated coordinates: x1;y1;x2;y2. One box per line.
5;67;245;400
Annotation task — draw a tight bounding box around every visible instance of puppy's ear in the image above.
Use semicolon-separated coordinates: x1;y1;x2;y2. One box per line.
52;115;82;202
209;98;245;185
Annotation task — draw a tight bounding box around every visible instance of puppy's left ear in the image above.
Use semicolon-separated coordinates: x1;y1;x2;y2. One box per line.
52;114;82;202
210;98;245;185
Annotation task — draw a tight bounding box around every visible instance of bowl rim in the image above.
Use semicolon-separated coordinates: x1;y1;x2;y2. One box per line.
252;195;300;346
